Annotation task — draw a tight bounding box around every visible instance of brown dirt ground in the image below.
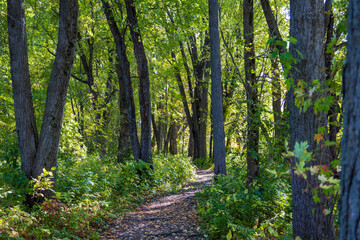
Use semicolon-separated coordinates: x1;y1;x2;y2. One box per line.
100;169;213;240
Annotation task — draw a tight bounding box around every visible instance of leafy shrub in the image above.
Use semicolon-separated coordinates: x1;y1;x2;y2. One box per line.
0;153;196;239
192;157;214;169
153;154;196;191
196;164;292;239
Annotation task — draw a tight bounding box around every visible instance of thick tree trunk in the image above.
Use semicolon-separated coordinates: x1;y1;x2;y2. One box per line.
244;0;260;183
7;0;38;179
8;0;78;189
209;0;226;175
289;0;335;238
125;0;152;163
102;0;140;161
33;0;79;182
340;0;360;238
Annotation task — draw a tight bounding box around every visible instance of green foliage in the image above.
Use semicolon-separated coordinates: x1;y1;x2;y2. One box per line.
0;154;196;239
196;163;292;239
153;154;196;192
192;157;214;169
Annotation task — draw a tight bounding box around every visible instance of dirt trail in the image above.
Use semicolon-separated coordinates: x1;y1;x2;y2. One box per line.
101;169;213;240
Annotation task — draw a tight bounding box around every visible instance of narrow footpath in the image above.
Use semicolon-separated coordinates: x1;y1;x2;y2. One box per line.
100;169;213;240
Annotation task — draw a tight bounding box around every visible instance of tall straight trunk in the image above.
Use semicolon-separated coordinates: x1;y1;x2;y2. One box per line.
169;121;179;155
288;0;335;238
102;0;140;161
209;0;226;175
115;58;131;161
125;0;152;163
243;0;259;183
7;0;38;179
33;0;79;180
340;0;360;238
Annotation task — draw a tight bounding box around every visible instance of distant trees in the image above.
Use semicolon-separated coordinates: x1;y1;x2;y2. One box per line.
7;0;78;198
340;0;360;238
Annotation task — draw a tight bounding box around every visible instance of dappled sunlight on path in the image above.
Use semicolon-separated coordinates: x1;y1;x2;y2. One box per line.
101;169;213;240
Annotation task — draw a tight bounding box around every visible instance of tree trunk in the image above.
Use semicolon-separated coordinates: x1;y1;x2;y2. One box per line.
8;0;78;189
102;0;140;161
340;0;360;237
125;0;152;163
115;57;131;162
7;0;38;179
169;122;179;155
288;0;335;238
244;0;260;183
32;0;79;182
209;0;226;175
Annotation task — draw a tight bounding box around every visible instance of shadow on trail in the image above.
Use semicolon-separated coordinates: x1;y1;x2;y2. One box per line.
101;169;213;240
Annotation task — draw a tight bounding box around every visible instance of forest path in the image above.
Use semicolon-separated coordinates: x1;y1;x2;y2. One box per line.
100;169;213;240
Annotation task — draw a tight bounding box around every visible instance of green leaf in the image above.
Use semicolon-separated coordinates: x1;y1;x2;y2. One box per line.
226;230;232;240
288;36;297;44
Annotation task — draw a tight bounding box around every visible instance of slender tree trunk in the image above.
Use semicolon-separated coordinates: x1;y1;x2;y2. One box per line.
102;0;140;161
7;0;38;179
288;0;335;238
169;121;179;155
244;0;260;183
209;0;226;175
340;0;360;237
115;58;131;162
125;0;152;163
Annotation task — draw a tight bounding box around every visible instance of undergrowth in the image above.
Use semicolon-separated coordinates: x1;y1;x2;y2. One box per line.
196;154;292;239
0;153;196;239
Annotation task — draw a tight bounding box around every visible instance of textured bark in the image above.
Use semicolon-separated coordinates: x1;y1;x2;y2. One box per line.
115;58;131;162
288;0;335;239
209;0;226;175
7;0;38;179
125;0;152;163
8;0;78;188
33;0;79;181
102;0;140;161
244;0;260;183
340;0;360;238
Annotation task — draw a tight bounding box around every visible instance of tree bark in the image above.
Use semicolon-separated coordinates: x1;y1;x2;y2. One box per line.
340;0;360;237
7;0;38;179
33;0;79;181
209;0;226;175
288;0;335;238
115;57;132;162
125;0;152;163
102;0;140;161
8;0;78;188
244;0;260;183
